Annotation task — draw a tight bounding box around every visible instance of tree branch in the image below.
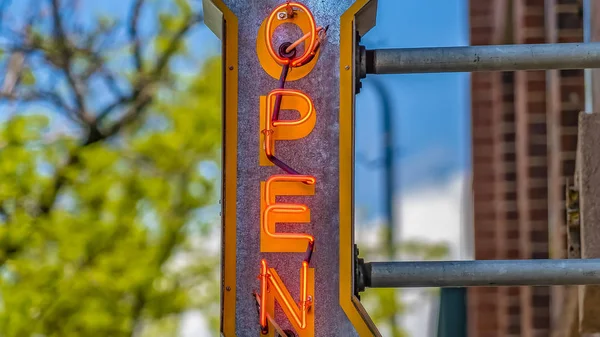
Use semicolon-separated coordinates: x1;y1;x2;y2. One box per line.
37;88;152;216
99;68;125;99
15;3;203;238
0;90;82;124
50;0;93;125
0;3;205;276
152;14;202;78
129;0;144;72
95;96;132;124
1;52;24;93
97;14;203;133
1;51;24;119
99;88;152;142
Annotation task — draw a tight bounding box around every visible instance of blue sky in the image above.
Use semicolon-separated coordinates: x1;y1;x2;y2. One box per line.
355;0;469;219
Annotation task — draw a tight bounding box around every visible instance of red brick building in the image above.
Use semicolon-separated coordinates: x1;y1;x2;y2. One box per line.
469;0;585;336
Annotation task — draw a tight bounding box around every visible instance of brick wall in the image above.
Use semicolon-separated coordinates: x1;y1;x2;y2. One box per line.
513;1;552;336
469;0;584;336
469;1;501;336
497;71;521;337
545;0;585;331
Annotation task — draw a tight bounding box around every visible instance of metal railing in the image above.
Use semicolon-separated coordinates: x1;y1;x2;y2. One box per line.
357;259;600;289
356;41;600;292
362;42;600;74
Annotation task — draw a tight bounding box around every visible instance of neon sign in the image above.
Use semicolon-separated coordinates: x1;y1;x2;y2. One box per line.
257;2;325;335
206;0;380;334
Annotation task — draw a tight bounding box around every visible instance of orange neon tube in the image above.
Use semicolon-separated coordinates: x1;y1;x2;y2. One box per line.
265;175;316;192
260;260;268;329
263;204;315;244
265;175;317;202
285;26;325;54
263;89;315;159
300;261;309;311
259;259;311;330
265;2;317;67
266;89;315;127
262;175;316;244
263;128;275;159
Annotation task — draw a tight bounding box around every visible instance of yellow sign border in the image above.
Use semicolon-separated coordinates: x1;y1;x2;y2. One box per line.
207;0;381;335
207;1;238;335
339;1;381;335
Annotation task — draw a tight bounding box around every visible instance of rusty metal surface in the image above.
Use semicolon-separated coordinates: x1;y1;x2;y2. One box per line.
223;1;361;335
576;112;600;334
566;178;581;259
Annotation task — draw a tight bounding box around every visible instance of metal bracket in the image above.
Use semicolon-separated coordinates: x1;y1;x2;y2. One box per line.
354;244;370;295
355;38;366;94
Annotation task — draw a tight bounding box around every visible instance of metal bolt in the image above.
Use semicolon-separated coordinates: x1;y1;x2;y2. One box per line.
226;286;231;291
345;65;350;70
277;12;287;20
229;66;234;70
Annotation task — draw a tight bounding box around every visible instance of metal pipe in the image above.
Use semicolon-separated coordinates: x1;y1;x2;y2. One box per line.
364;259;600;288
366;43;600;74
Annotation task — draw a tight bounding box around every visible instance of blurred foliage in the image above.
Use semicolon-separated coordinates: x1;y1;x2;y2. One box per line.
0;59;222;336
0;0;221;336
358;226;450;337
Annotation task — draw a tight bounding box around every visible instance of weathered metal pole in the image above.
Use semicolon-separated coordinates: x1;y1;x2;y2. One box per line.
365;42;600;74
363;259;600;288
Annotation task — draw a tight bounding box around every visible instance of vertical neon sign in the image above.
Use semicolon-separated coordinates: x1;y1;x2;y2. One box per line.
206;0;381;334
256;2;323;336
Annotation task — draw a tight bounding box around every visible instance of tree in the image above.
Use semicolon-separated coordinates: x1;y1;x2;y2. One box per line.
0;0;221;335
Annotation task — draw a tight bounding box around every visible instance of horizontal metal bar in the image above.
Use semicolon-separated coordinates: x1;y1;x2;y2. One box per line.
365;43;600;74
364;259;600;288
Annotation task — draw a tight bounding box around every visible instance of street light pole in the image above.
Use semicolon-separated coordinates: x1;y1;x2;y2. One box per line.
367;77;400;334
369;78;397;259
